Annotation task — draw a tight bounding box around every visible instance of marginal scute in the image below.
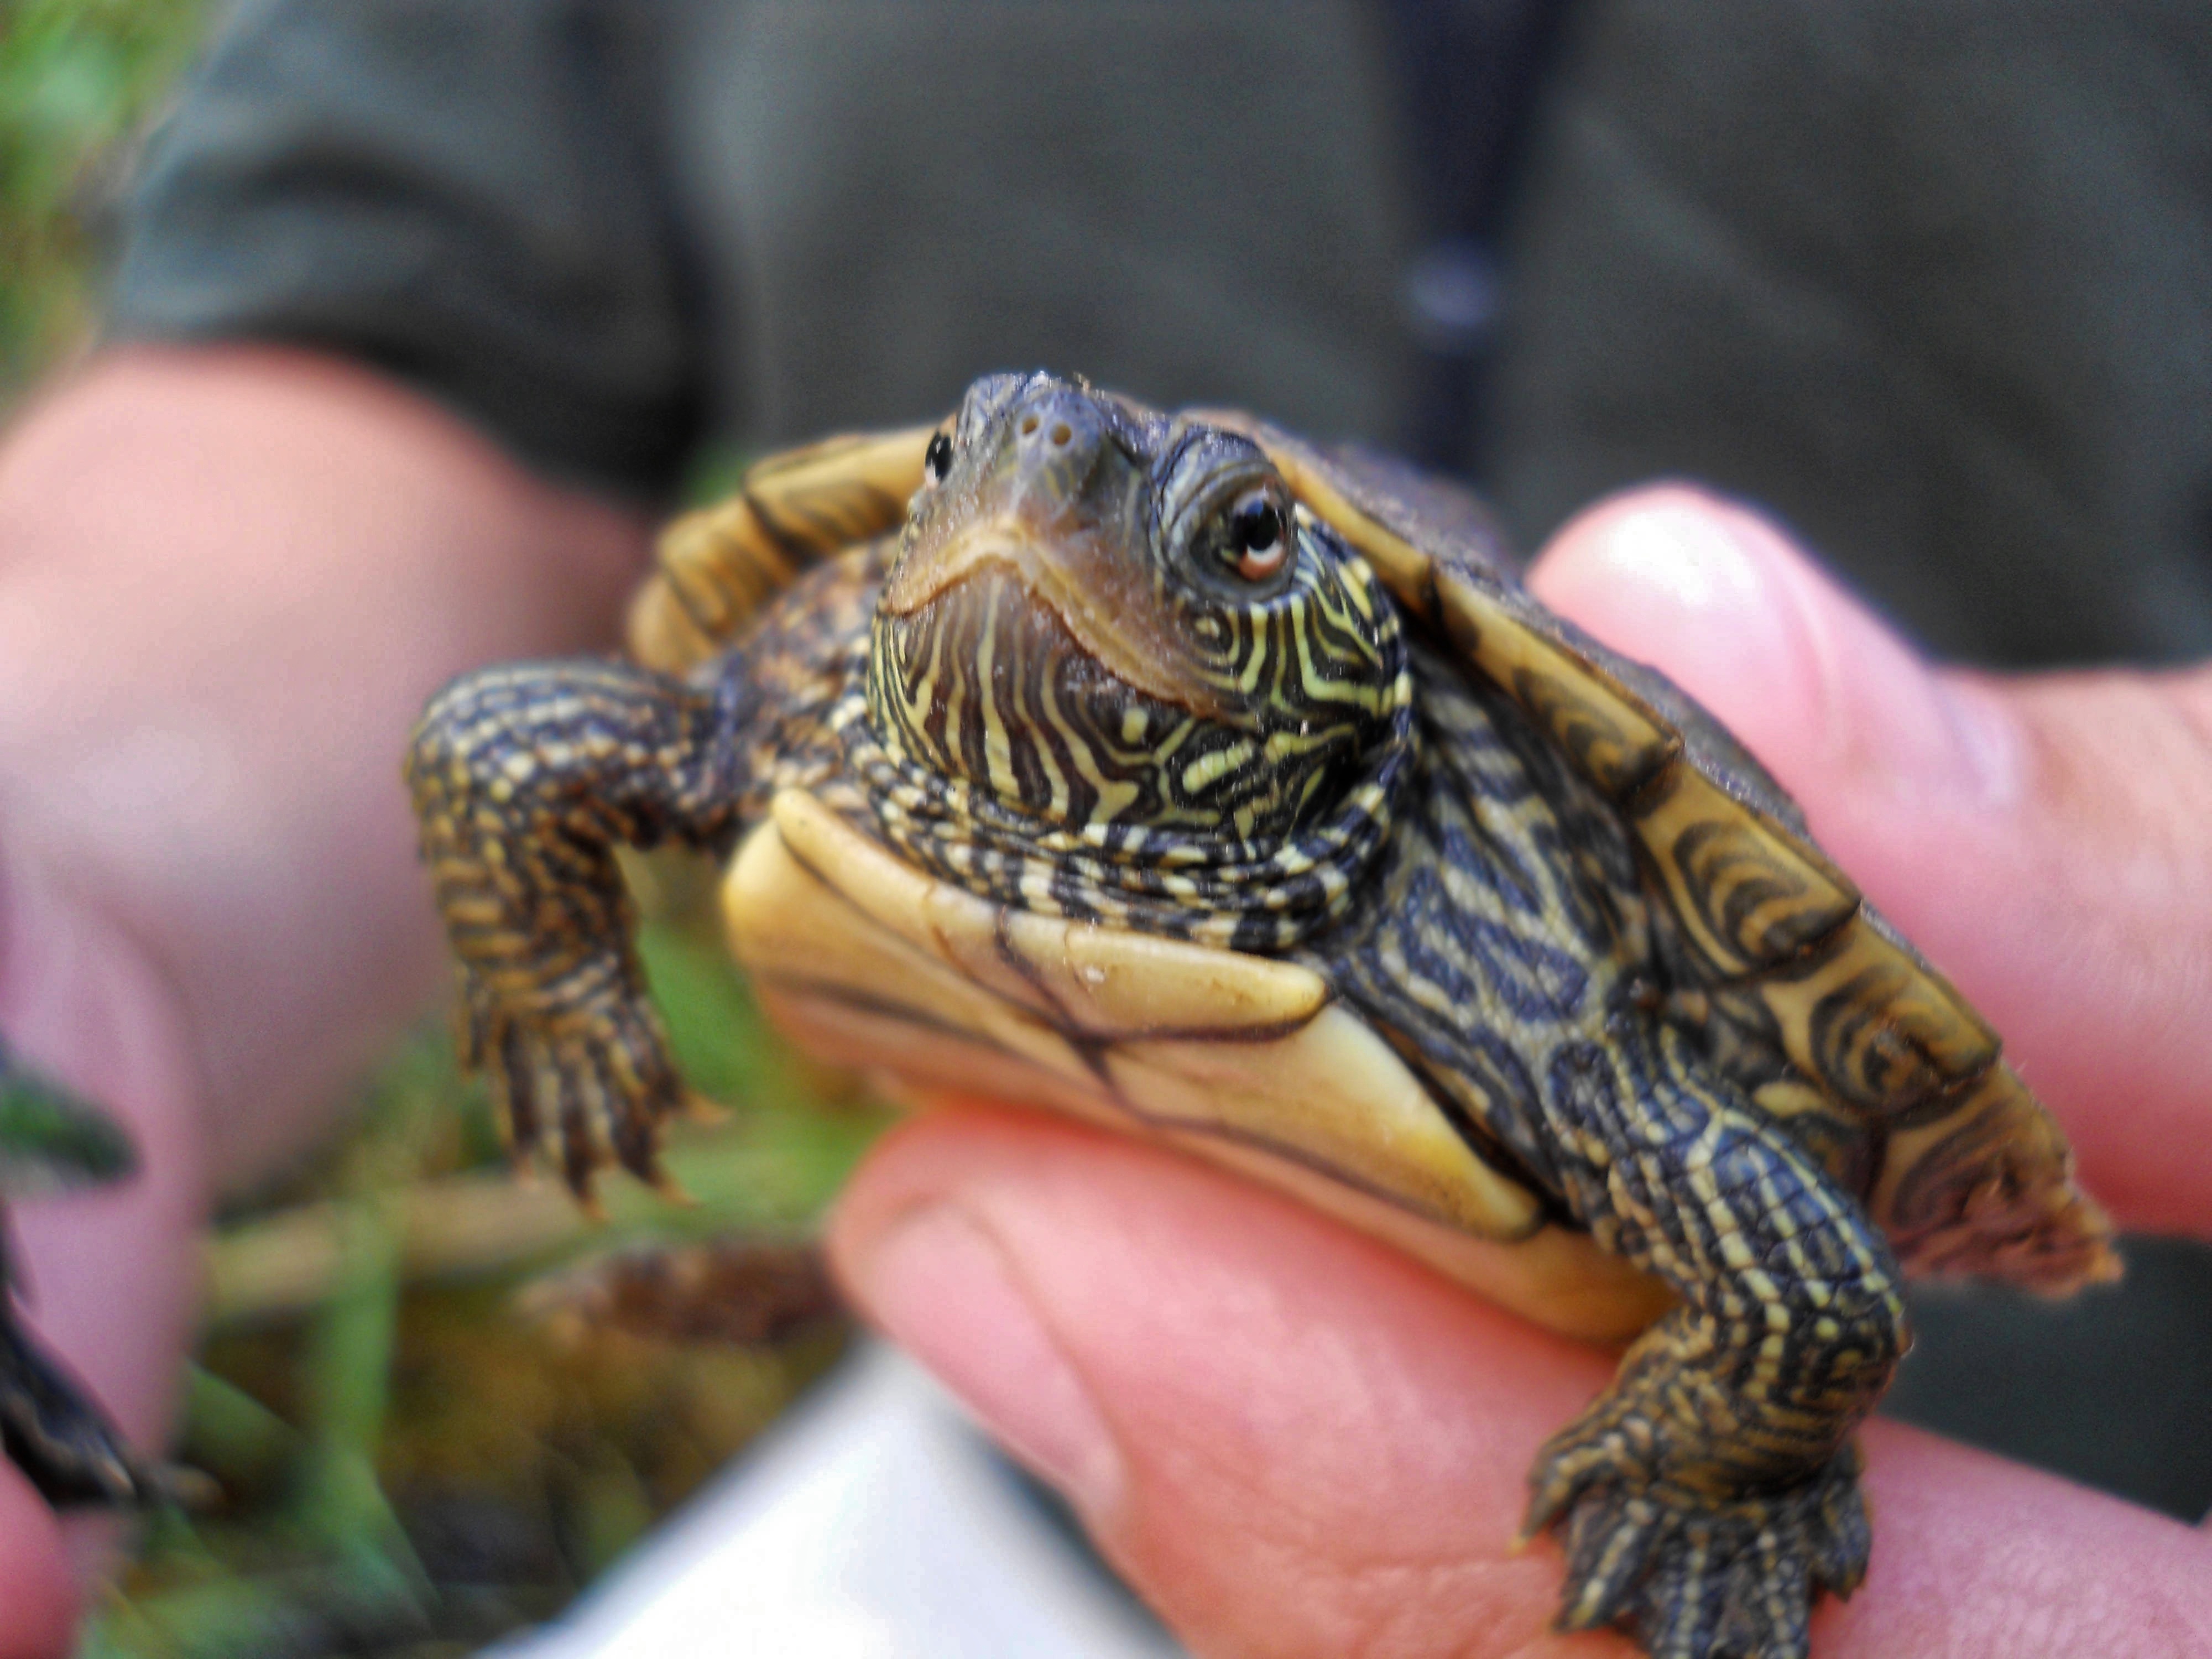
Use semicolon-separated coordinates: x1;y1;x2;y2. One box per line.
726;792;1624;1281
629;502;784;672
1629;766;1860;976
1870;1061;2119;1292
1432;567;1680;795
629;425;931;672
1717;916;1999;1117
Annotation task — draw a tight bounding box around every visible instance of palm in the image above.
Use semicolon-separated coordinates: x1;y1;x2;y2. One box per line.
827;487;2212;1657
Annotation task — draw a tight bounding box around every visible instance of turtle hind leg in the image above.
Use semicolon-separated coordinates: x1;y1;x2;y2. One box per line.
1537;1404;1869;1659
407;660;743;1200
1526;1023;1907;1659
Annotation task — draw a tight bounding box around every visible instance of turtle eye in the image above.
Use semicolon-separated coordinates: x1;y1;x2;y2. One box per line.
924;431;954;485
1220;492;1287;581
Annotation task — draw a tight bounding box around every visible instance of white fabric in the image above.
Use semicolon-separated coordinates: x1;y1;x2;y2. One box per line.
495;1343;1187;1659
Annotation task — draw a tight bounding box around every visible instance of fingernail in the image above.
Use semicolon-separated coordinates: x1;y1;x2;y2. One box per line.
1540;488;2018;807
1533;490;1832;770
1706;511;2023;807
848;1204;1124;1517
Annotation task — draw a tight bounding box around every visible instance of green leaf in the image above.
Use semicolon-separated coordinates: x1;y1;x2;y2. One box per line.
0;1057;134;1196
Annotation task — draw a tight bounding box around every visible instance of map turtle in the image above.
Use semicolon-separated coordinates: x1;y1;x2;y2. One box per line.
409;371;2115;1658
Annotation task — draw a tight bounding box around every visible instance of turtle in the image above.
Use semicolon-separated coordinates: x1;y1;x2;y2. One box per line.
406;370;2117;1659
0;1047;163;1508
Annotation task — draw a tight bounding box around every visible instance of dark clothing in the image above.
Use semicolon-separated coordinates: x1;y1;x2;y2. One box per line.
1496;1;2212;666
112;0;2212;669
113;0;1421;505
108;0;2212;1519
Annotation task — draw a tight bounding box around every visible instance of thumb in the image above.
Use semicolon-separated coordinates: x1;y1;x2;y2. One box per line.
0;1469;75;1659
830;1105;2212;1659
1527;486;2212;1234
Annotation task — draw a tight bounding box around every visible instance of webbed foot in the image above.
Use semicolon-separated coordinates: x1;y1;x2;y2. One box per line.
460;973;688;1206
1524;1415;1867;1659
409;659;742;1208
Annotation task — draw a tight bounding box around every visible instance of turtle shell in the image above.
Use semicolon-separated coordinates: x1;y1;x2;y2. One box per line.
1210;413;2113;1296
644;399;2112;1341
727;786;1673;1339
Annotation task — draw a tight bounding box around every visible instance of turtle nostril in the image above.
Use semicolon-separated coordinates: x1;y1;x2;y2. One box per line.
1011;392;1099;466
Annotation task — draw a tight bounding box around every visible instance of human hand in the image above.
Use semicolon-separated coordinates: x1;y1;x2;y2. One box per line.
0;847;206;1657
0;346;653;1657
826;486;2212;1656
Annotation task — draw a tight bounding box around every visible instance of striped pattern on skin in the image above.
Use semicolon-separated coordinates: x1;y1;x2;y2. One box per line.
405;376;2107;1659
406;552;886;1199
1321;649;1905;1658
407;660;739;1195
859;510;1415;951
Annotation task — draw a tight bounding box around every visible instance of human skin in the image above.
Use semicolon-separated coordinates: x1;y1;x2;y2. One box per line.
825;491;2212;1654
0;346;650;1654
0;354;2205;1655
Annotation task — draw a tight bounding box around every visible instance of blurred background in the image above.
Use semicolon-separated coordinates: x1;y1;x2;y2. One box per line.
11;18;882;1657
4;1;2209;1653
3;0;204;403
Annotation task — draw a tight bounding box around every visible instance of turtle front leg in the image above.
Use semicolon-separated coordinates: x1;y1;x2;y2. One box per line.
406;660;742;1198
1526;1023;1908;1659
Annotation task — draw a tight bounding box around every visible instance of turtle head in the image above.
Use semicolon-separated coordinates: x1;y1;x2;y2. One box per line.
868;372;1410;847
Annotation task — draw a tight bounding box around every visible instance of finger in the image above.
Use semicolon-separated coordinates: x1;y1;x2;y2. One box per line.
0;869;210;1597
1844;1425;2212;1656
833;1107;1592;1657
832;1106;2212;1658
0;1464;76;1659
1526;488;2212;1233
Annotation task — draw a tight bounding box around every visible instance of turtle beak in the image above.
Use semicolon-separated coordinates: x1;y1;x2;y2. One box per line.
881;386;1233;718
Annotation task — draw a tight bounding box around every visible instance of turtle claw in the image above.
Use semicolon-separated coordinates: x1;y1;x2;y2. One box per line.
1517;1385;1649;1547
677;1090;731;1127
460;974;687;1208
1526;1420;1868;1659
1556;1488;1666;1631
